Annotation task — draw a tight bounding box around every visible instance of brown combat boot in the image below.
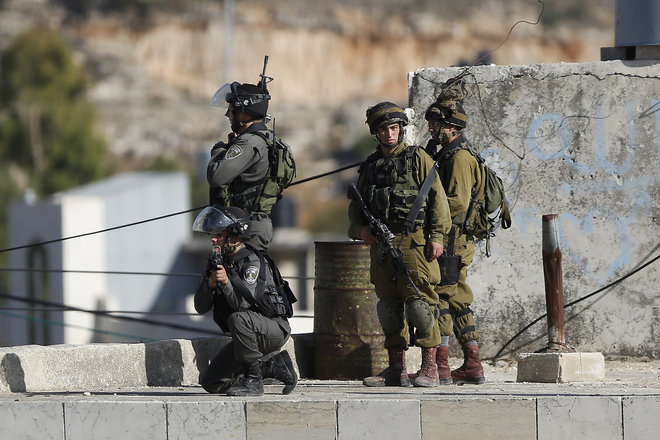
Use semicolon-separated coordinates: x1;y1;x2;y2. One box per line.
363;348;411;387
435;345;452;384
451;343;485;384
408;346;452;384
412;347;439;387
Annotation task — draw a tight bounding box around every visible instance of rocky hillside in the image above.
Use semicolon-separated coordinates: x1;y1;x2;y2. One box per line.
0;0;615;227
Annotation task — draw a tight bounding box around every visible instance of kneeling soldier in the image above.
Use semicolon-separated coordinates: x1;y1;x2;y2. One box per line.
193;206;297;396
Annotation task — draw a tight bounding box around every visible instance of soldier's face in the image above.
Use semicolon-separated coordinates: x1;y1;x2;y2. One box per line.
377;123;400;148
427;118;442;140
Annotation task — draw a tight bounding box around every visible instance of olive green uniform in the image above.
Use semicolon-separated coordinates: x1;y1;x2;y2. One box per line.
348;141;453;349
426;134;482;343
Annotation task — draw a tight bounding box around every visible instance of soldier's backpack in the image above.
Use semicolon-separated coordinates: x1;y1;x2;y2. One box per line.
462;151;512;256
252;129;296;212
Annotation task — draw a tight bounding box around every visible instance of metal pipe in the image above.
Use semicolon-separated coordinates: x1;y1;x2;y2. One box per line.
542;214;565;350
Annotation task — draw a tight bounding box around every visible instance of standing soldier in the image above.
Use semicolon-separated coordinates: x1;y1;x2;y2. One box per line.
423;92;486;384
348;102;453;387
207;59;288;251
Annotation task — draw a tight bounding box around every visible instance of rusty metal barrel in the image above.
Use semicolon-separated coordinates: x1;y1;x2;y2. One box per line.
313;241;386;379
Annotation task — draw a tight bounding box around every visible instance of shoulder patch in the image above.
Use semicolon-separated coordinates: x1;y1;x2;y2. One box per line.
243;265;259;284
225;144;243;160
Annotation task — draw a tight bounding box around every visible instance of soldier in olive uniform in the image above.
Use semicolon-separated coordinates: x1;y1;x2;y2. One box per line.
348;102;453;387
207;81;276;251
193;206;297;396
423;97;486;384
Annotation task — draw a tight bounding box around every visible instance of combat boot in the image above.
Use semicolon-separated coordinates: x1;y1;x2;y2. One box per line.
412;347;439;387
435;345;452;384
226;362;264;396
363;348;411;387
407;346;452;384
451;343;485;385
261;350;298;395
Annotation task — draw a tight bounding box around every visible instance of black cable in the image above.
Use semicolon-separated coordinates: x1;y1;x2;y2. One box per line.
491;250;660;361
0;160;362;255
0;267;315;281
0;292;221;336
0;205;209;254
290;161;361;186
0;267;200;277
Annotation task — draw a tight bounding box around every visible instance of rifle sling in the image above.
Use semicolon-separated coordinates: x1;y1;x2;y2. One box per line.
403;164;437;235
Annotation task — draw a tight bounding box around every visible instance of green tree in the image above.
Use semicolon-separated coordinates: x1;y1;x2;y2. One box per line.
0;28;109;196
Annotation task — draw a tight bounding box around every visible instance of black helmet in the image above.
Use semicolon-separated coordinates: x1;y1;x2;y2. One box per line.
425;101;467;129
192;206;251;239
365;101;408;134
210;82;270;118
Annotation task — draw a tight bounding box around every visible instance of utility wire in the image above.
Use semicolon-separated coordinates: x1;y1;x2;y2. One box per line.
0;292;221;337
490;250;660;362
0;159;361;255
0;309;155;342
0;267;314;281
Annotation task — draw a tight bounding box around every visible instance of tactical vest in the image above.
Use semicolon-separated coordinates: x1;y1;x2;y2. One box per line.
209;131;272;214
359;145;426;231
211;129;294;215
224;246;296;320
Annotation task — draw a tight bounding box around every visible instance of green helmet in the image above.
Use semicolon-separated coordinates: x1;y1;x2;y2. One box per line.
365;101;408;134
425;101;467;129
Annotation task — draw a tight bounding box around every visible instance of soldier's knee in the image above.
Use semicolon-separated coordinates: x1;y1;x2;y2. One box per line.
376;300;404;334
405;299;435;335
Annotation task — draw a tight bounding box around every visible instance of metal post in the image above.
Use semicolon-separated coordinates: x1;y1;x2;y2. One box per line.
542;214;566;350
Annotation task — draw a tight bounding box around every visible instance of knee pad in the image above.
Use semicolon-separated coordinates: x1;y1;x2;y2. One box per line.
376;300;404;335
405;299;435;335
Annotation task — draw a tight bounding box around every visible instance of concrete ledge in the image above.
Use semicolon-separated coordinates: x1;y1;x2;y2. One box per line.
516;352;605;383
2;393;660;440
0;334;313;393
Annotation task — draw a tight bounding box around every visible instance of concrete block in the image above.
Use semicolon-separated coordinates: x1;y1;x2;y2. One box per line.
247;400;336;439
337;400;420;439
168;401;245;440
537;396;621;440
65;401;167;440
182;337;231;386
0;401;65;440
623;396;660;438
516;352;605;383
421;398;536;439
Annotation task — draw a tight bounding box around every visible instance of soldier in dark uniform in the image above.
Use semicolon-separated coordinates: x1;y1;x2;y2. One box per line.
207;81;276;251
348;102;453;388
193;206;297;396
423;94;486;385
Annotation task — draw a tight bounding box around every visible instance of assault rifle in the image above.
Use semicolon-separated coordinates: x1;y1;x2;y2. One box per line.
205;245;224;278
348;183;423;300
258;55;273;91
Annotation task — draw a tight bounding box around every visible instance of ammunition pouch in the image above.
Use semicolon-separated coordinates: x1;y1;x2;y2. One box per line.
438;254;461;285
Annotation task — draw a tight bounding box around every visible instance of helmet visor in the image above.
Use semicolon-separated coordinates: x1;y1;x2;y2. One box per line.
209;82;240;108
192;206;235;234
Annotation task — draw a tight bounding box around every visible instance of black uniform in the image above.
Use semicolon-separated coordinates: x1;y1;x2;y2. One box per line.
194;245;291;394
207;121;273;251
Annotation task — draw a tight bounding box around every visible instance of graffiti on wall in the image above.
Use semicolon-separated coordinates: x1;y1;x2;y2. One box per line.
512;99;660;284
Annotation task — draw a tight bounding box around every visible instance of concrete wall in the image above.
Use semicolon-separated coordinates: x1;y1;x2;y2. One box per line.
407;60;660;358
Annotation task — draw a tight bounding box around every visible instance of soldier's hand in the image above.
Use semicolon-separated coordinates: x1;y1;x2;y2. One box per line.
426;241;443;261
360;226;379;246
207;265;229;288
